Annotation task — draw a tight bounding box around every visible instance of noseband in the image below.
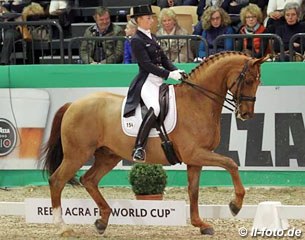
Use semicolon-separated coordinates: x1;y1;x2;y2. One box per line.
180;60;256;112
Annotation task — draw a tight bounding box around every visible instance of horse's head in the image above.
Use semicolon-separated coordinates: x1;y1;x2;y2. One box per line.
228;55;269;120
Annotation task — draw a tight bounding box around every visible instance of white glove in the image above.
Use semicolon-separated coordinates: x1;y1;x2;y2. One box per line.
177;69;185;73
168;70;182;81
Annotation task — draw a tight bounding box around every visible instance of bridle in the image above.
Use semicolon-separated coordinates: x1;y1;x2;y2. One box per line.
180;60;257;113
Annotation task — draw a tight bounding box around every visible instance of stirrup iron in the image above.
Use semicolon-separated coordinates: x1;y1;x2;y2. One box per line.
132;147;146;162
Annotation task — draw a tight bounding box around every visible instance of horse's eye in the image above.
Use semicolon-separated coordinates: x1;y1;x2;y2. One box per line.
245;79;253;85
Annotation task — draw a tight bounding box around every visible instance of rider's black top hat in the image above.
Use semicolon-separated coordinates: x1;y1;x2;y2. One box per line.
130;5;154;18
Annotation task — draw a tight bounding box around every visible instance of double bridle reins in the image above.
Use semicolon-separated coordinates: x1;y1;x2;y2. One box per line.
180;60;257;113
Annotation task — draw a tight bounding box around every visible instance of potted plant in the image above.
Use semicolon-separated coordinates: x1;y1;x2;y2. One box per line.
128;163;167;200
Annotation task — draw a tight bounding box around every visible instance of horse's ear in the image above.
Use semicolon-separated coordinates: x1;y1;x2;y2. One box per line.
252;55;270;65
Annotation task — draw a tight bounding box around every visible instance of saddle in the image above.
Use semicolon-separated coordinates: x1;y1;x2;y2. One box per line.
140;84;181;165
122;84;180;165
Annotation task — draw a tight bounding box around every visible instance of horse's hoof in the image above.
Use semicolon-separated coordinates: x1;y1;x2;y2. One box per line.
200;227;215;235
229;200;241;216
94;219;107;234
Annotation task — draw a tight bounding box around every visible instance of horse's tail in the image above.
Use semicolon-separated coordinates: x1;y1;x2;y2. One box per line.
42;102;78;185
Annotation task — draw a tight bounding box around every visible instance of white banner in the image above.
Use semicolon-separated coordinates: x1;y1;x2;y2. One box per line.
1;86;305;170
25;198;186;226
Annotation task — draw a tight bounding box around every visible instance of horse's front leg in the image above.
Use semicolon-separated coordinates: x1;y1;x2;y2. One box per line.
187;165;214;235
188;150;245;216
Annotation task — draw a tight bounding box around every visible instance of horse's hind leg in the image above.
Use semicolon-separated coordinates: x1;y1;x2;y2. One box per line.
80;148;121;235
49;151;93;235
187;165;214;235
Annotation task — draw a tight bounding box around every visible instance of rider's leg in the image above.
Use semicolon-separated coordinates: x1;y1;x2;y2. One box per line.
132;107;157;161
132;74;161;161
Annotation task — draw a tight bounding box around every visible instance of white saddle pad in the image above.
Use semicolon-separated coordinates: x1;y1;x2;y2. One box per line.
121;85;177;137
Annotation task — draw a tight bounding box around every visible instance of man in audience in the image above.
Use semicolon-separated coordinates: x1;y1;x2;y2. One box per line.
80;6;124;64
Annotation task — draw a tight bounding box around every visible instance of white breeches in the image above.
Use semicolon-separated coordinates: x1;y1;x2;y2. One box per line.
141;73;163;117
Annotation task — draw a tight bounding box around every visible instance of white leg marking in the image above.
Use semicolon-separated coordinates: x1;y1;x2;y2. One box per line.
53;207;64;225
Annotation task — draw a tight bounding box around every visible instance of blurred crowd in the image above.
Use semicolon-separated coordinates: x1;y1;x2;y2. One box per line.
1;0;305;64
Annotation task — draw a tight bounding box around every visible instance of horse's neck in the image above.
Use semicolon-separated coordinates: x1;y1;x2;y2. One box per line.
192;60;230;95
175;57;241;118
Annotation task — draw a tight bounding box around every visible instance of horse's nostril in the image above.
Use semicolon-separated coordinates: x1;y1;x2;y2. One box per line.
242;112;253;119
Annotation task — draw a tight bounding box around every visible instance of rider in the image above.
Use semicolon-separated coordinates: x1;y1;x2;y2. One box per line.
123;5;184;162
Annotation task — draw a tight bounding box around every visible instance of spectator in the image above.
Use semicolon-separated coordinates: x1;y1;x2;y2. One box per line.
20;2;46;41
301;0;305;21
156;8;193;62
194;0;230;35
49;0;68;15
197;0;230;21
198;6;234;59
157;0;199;8
265;0;302;28
196;0;249;34
123;19;137;64
248;0;269;12
48;0;72;38
237;3;267;57
80;7;124;64
228;0;249;15
0;0;31;65
267;2;305;61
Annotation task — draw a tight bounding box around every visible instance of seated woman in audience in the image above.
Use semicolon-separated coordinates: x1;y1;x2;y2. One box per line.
195;0;248;35
194;0;230;35
265;0;302;28
237;4;267;57
197;6;234;59
123;19;137;63
267;2;305;61
156;8;193;62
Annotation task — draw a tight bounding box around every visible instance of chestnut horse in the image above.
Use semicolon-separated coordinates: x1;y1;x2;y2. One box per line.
43;52;268;236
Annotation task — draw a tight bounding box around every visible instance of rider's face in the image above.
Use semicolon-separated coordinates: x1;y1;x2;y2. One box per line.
137;15;154;30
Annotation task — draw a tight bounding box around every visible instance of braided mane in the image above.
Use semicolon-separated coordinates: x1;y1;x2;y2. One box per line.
188;51;250;79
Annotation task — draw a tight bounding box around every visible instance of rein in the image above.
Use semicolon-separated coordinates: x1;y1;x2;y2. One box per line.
180;60;254;112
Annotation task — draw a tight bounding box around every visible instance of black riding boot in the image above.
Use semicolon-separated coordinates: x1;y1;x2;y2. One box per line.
132;107;156;162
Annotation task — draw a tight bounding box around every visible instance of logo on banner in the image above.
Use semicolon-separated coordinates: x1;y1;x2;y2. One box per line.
25;198;186;226
0;118;17;156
